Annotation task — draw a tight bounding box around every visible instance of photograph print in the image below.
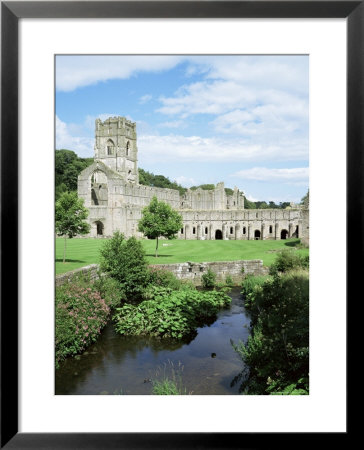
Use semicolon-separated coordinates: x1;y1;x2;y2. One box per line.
55;55;309;395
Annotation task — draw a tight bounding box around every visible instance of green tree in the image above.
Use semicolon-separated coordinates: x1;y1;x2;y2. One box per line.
301;190;309;208
138;196;183;257
244;197;256;209
100;232;149;301
55;192;90;263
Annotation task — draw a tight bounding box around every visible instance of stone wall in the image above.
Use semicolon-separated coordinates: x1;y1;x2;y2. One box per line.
55;264;100;287
150;260;268;285
56;260;268;287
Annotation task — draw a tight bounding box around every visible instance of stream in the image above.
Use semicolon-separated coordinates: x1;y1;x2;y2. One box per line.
55;287;250;395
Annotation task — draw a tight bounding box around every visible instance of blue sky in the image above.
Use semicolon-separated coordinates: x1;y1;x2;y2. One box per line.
56;55;309;203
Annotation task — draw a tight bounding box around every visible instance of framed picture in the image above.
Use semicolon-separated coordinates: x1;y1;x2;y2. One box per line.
1;1;357;447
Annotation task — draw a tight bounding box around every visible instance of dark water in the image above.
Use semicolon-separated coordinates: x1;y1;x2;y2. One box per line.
55;287;250;395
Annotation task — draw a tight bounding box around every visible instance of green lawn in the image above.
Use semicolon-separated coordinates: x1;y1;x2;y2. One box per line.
56;237;309;275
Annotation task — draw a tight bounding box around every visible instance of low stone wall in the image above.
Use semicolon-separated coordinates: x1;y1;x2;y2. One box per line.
55;264;100;287
56;260;268;287
150;260;268;285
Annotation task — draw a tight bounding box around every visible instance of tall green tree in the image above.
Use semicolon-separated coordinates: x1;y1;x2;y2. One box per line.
99;232;149;301
55;192;90;263
138;196;183;257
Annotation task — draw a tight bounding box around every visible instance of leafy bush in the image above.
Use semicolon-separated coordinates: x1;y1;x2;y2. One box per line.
225;274;234;287
201;268;217;288
100;232;149;301
113;287;231;339
147;267;192;291
241;274;269;310
55;281;110;367
93;275;125;309
233;268;309;394
269;249;309;276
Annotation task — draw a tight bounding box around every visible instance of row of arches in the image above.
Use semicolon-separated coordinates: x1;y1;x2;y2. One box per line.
92;222;292;240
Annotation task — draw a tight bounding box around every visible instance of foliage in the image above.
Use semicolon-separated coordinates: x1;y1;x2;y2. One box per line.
232;268;309;394
93;275;125;309
138;168;187;195
55;149;93;199
55;281;110;367
301;190;309;208
201;268;217;288
244;198;292;210
224;274;234;287
151;361;189;395
241;274;269;310
100;232;149;301
147;267;192;292
138;196;183;257
55;191;90;263
113;287;231;339
269;249;309;276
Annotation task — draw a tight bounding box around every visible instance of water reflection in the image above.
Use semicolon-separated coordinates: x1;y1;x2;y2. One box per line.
55;287;250;395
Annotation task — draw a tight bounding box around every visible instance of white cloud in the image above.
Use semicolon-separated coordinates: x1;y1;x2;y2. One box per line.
56;116;93;157
231;167;309;183
174;176;197;187
158;120;185;129
138;134;307;164
56;55;184;92
139;94;152;104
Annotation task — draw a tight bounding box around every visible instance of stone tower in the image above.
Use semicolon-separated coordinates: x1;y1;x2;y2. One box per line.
94;116;139;183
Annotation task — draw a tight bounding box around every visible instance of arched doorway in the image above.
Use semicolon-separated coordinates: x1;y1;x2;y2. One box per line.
215;229;223;240
254;230;261;240
95;221;104;236
281;229;288;240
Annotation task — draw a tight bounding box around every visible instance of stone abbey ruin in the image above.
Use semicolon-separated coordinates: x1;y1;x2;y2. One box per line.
78;116;309;242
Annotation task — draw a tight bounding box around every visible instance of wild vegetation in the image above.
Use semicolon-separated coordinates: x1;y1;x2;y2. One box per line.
232;250;309;395
55;275;120;367
99;232;231;340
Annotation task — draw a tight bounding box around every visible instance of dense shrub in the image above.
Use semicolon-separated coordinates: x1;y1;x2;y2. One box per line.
201;268;217;288
241;274;270;310
113;287;231;339
224;274;234;287
55;281;110;367
93;275;125;309
147;267;192;291
100;232;149;301
233;268;309;394
269;249;309;276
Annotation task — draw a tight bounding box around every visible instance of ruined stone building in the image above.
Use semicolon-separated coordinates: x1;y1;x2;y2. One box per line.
78;116;309;241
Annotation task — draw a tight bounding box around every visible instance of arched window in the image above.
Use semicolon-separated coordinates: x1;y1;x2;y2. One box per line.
126;141;130;156
106;139;115;156
243;227;246;234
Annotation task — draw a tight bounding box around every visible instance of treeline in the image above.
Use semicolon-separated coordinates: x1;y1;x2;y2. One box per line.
138;168;186;195
55;149;93;199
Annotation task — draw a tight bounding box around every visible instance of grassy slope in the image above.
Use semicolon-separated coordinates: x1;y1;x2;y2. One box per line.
56;237;308;275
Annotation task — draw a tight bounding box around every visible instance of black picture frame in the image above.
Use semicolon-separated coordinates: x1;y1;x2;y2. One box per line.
1;1;357;448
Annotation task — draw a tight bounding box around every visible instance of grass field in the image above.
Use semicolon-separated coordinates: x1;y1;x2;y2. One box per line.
56;237;309;275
